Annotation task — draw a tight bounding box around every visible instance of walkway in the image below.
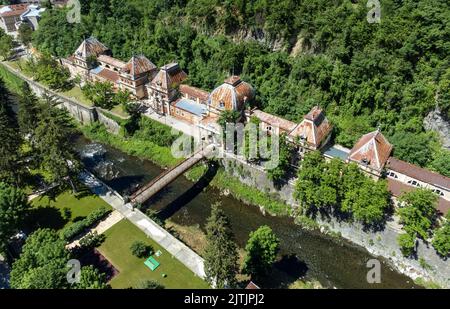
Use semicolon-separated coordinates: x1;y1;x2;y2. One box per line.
144;109;201;139
79;170;206;279
66;210;124;249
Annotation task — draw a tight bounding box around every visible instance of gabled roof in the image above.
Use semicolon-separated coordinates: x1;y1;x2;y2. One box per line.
179;85;209;102
0;4;29;17
150;63;187;90
97;55;125;69
289;106;333;148
91;66;119;83
74;37;108;59
387;178;449;216
121;55;156;77
252;109;297;133
208;76;255;111
387;157;450;190
348;130;393;171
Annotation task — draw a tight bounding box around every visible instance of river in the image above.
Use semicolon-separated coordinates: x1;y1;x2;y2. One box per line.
76;136;420;289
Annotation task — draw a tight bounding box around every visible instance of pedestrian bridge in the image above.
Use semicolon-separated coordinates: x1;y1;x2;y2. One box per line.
129;144;216;206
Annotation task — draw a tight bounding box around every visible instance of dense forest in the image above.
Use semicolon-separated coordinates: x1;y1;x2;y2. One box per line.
29;0;449;174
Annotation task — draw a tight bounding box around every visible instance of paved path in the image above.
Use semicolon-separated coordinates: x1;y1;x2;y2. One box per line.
79;170;206;279
66;210;124;249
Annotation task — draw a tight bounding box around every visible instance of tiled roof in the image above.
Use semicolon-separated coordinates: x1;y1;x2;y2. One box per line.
179;85;209;102
252;109;297;132
150;63;187;90
348;130;393;171
208;76;255;111
97;55;125;69
91;67;119;83
122;55;156;77
74;37;108;59
0;4;29;17
387;178;449;216
245;281;260;289
289;106;333;148
387;157;450;190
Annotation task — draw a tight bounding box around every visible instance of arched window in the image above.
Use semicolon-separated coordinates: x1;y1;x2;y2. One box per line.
407;180;421;187
387;171;398;179
432;189;444;196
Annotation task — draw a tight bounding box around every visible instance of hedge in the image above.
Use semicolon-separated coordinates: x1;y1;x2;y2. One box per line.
61;206;111;241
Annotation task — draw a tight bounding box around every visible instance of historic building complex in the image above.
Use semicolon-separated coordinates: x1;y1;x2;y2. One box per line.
61;37;450;216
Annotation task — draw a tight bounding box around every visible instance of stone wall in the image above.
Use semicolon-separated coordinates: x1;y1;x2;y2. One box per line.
221;154;450;288
97;111;120;134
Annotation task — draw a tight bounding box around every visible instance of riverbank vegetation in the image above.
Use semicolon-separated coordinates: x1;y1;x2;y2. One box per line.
31;0;450;173
295;151;390;227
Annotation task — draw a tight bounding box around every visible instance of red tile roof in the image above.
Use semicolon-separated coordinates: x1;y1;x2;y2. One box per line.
122;55;156;77
150;63;187;90
209;76;255;111
97;55;125;69
289;106;333;148
74;37;108;59
348;130;393;171
179;85;209;102
252;109;297;133
0;4;29;17
388;178;449;216
96;68;119;83
387;157;450;190
245;281;260;289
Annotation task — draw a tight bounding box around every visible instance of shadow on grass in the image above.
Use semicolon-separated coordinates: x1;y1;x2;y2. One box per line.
24;206;67;233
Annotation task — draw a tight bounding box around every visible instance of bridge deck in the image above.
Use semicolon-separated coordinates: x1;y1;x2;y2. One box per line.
130;145;215;205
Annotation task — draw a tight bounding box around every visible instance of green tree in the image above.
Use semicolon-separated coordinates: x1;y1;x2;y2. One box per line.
0;29;13;60
390;131;435;167
17;83;41;140
82;81;116;110
75;265;109;289
203;203;239;288
397;233;416;257
432;222;450;257
130;241;153;258
0;78;22;184
397;189;438;240
242;225;280;280
266;133;294;185
218;110;241;130
429;150;450;177
34;100;80;190
18;23;33;46
342;178;390;226
0;183;30;253
31;54;71;90
10;229;70;289
294;151;326;214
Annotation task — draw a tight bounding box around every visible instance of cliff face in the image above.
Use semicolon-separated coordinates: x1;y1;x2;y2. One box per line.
424;108;450;149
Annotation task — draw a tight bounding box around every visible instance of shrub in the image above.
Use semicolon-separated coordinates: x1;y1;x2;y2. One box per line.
130;241;153;258
61;206;110;241
136;280;165;289
397;233;416;257
432;222;450;257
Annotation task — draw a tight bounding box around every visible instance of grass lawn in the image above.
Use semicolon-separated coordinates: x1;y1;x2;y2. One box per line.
98;219;209;289
110;104;129;118
28;186;112;231
60;86;93;107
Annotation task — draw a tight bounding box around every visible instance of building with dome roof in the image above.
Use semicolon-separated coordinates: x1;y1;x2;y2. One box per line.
208;76;255;116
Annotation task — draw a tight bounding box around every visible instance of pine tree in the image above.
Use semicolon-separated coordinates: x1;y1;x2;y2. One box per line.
18;83;41;140
34;96;80;191
203;203;239;288
0;78;22;184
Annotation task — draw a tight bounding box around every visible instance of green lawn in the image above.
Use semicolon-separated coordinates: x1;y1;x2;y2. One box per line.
28;186;112;231
59;86;93;107
98;219;209;289
110;104;129;118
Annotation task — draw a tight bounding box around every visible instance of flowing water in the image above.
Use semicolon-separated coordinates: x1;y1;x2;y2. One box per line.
76;136;420;289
